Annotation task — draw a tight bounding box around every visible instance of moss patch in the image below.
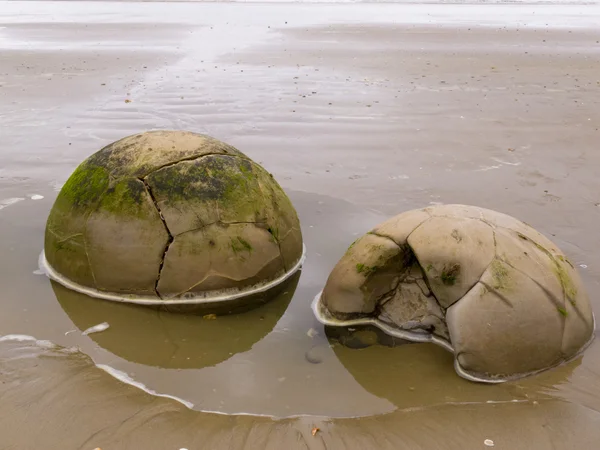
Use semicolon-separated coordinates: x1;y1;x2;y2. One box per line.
45;162;110;259
229;236;253;259
56;163;110;210
98;178;151;219
230;236;253;256
85;132;246;178
489;259;511;291
267;226;280;242
517;232;579;304
147;154;270;226
553;260;578;303
356;263;378;276
345;237;362;255
150;155;254;201
440;263;461;286
557;306;568;317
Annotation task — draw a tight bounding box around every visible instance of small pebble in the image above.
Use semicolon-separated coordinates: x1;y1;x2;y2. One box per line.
484;439;495;447
305;345;326;364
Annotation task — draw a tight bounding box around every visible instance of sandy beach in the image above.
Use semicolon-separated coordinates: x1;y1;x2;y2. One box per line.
1;1;600;448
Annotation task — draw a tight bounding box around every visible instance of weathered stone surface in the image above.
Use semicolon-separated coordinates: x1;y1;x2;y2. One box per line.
254;163;303;270
85;178;168;295
408;216;495;308
372;209;431;246
86;130;243;179
45;233;95;288
447;262;564;378
314;203;594;383
279;226;304;271
482;208;561;256
44;130;303;305
560;260;595;357
379;274;449;341
45;159;110;287
322;233;410;315
424;204;485;221
146;155;265;236
157;223;285;298
494;228;564;307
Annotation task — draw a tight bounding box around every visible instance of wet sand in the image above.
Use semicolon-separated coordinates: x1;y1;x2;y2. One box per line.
1;1;600;448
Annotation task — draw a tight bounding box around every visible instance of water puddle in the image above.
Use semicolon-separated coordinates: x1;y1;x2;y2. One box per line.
2;186;599;424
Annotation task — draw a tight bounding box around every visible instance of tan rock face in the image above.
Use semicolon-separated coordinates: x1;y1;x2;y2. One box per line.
44;130;303;306
316;204;594;383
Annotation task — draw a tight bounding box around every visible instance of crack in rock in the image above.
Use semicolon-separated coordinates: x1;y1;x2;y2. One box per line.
175;220;268;237
359;228;450;337
256;175;287;270
364;235;449;339
142;152;250;178
82;234;98;289
139;177;174;298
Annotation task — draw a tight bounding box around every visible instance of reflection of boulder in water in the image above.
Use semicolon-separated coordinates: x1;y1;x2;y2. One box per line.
324;324;410;349
326;327;583;409
51;272;298;369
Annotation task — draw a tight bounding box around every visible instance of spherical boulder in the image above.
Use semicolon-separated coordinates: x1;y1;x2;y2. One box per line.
312;204;595;383
43;130;304;309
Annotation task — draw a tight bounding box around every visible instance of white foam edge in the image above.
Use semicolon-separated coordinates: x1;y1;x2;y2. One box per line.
96;364;195;409
38;244;306;306
96;364;335;419
0;332;393;419
0;334;197;411
0;197;25;211
0;333;340;419
0;334;57;349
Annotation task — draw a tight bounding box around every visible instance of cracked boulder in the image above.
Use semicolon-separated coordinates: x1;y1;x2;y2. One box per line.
44;130;304;309
313;204;595;383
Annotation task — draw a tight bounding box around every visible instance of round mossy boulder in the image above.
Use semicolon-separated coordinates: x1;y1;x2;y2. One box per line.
43;130;304;308
313;204;595;383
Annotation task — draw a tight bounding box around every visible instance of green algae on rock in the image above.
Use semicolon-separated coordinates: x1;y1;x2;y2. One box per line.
42;130;304;310
312;204;595;383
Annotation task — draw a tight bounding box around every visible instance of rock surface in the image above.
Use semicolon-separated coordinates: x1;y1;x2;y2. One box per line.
315;204;595;382
44;130;303;305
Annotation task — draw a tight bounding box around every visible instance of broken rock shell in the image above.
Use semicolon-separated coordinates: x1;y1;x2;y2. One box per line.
42;130;304;310
312;204;595;383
